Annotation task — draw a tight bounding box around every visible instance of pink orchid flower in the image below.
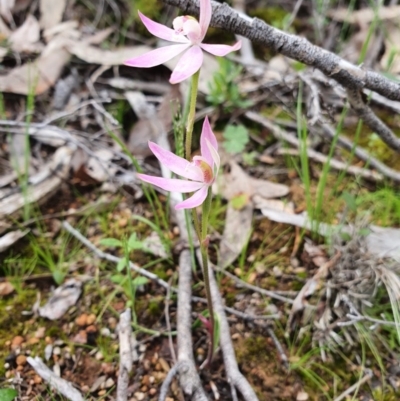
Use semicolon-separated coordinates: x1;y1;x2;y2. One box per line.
125;0;241;83
137;117;220;210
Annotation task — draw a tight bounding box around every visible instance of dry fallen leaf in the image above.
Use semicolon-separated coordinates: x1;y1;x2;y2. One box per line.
127;86;181;156
0;229;29;253
0;31;72;94
39;0;67;29
84;149;118;183
67;43;152;66
9;15;43;53
38;278;82;320
0;281;15;296
0;0;15;21
8;132;30;175
0;0;32;22
217;160;289;201
219;202;253;268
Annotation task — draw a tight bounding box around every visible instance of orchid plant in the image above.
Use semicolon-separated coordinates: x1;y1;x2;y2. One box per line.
125;0;241;84
126;0;241;367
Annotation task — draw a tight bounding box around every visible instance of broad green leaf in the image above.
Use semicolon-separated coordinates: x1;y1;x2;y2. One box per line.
127;233;144;251
0;389;18;401
132;276;149;287
117;258;127;272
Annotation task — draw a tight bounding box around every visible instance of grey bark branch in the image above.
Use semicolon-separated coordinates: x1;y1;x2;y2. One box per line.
346;88;400;152
161;0;400;101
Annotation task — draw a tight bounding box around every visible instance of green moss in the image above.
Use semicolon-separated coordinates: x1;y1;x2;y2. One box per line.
148;299;162;316
0;289;39;375
248;7;289;30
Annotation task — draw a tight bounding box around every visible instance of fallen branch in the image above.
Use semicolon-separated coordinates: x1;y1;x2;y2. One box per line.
213;265;295;304
62;220;278;322
27;356;84;401
347;88;400;152
116;309;133;401
246;110;400;184
277;148;383;181
319;124;400;183
62;221;171;291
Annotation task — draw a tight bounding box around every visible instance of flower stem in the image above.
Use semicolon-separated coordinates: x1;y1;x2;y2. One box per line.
185;70;200;161
200;188;215;367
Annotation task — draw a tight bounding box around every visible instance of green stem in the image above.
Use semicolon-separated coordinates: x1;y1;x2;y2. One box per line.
200;188;215;367
185;70;200;161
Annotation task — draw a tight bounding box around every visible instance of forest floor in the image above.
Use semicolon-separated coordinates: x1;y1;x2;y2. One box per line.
1;0;400;400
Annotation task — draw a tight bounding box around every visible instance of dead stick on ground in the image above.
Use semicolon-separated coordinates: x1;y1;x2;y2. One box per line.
62;221;171;291
116;309;133;401
27;357;84;401
347;88;400;152
245;111;400;183
319;124;400;183
62;220;278;322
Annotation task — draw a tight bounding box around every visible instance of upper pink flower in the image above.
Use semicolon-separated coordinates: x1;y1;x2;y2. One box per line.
137;117;220;210
125;0;241;83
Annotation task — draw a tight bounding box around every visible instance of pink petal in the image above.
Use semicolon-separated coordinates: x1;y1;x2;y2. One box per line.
199;0;212;41
148;142;204;181
200;116;218;167
175;186;208;210
137;174;203;193
138;11;189;43
125;44;190;68
206;138;220;174
200;41;242;57
169;45;203;84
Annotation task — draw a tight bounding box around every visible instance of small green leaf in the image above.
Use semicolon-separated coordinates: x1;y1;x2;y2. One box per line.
132;276;149;287
53;270;65;285
117;258;127;272
223;124;249;154
341;191;357;212
111;274;125;284
0;389;18;401
127;233;144;251
231;193;250;210
99;238;122;248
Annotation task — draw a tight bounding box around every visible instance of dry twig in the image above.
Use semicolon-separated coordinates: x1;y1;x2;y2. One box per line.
116;309;134;401
27;357;84;401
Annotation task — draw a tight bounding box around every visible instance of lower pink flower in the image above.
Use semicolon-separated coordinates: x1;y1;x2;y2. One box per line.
137;117;220;210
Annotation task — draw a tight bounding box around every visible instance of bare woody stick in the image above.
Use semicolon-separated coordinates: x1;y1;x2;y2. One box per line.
116;309;134;401
27;357;84;401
